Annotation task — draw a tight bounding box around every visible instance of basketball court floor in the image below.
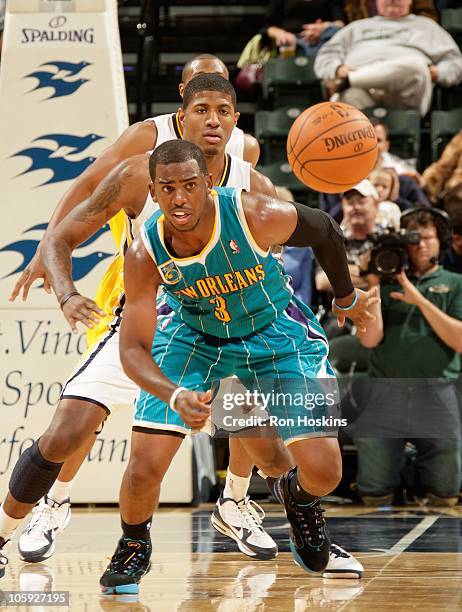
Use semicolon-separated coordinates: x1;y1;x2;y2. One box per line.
1;504;462;611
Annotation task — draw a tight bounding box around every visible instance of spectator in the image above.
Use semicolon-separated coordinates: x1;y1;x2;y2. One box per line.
355;208;462;506
441;205;462;274
344;0;439;22
422;130;462;204
263;0;346;57
275;187;314;307
369;169;401;229
314;0;462;116
371;118;420;179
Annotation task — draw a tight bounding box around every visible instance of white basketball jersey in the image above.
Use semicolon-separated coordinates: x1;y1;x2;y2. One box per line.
147;113;245;158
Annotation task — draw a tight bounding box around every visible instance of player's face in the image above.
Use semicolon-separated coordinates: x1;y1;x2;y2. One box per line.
376;0;412;19
180;91;239;156
179;60;229;96
407;224;440;272
151;160;213;232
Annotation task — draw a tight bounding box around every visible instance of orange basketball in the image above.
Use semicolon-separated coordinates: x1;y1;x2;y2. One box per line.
287;101;378;193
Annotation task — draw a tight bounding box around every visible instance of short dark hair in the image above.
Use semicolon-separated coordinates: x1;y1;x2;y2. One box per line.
149;140;208;181
401;209;447;243
370;117;389;138
449;206;462;237
182;73;236;110
181;54;227;82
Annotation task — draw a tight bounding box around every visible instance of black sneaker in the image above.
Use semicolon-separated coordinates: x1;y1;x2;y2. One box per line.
280;469;330;573
100;536;152;595
0;537;8;579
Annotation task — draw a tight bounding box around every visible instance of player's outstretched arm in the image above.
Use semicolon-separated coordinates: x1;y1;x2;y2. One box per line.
41;155;149;332
9;121;157;302
242;191;380;330
121;237;211;429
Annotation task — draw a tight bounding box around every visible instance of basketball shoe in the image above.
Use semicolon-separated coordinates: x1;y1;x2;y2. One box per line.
266;475;363;578
211;494;278;560
280;468;330;573
18;496;71;563
100;536;152;595
0;537;8;578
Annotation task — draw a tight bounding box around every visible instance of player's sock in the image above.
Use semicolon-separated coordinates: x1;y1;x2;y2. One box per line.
121;516;152;540
48;479;74;504
289;470;318;505
0;506;22;542
223;470;251;502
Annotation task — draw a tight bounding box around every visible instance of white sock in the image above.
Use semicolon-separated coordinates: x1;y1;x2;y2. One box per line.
48;479;74;504
0;506;23;542
223;470;251;502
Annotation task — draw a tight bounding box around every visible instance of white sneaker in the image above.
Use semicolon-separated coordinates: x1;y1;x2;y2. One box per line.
322;543;363;579
211;495;278;560
0;537;8;578
18;496;71;563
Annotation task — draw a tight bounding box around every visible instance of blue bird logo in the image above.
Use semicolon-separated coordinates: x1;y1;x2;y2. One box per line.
11;132;104;186
24;60;91;99
0;223;112;282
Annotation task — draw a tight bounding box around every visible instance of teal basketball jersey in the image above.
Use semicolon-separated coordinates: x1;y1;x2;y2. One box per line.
141;187;293;338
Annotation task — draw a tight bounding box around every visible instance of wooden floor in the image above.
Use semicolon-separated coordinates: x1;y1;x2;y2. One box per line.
2;504;462;611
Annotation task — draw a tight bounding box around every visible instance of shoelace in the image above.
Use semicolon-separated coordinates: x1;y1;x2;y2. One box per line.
26;503;55;536
110;540;149;574
330;544;350;559
238;497;266;534
291;502;326;545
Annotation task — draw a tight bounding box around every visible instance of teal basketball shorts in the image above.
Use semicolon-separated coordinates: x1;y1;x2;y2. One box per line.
134;299;340;445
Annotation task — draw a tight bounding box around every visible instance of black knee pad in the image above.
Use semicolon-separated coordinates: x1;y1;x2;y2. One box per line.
9;441;63;504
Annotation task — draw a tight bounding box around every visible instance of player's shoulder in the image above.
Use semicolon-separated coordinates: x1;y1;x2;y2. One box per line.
116;152;150;180
114;119;157;156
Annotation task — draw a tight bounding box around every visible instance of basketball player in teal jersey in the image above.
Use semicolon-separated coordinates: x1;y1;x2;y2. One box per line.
93;140;378;594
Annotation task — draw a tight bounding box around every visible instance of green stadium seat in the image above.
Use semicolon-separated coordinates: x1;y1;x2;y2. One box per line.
262;56;323;109
441;8;462;51
256;161;319;207
362;107;421;163
255;106;303;163
430;108;462;161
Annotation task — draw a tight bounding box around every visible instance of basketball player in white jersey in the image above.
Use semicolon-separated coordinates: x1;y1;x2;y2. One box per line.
0;74;363;580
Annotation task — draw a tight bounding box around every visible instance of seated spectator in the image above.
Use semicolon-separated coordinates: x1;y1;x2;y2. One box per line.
344;0;439;22
355;208;462;507
422;130;462;204
369;169;402;229
263;0;346;57
372;118;420;180
275;187;314;307
441;205;462;274
314;0;462;116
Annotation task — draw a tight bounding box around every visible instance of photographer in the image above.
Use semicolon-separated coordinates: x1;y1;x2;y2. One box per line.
355;208;462;506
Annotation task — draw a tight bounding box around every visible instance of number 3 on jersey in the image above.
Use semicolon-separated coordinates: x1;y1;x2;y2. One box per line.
209;296;231;323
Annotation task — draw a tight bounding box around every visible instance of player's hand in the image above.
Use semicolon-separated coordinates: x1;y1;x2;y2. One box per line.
9;250;52;302
332;287;380;333
62;294;105;334
390;271;424;306
175;389;212;430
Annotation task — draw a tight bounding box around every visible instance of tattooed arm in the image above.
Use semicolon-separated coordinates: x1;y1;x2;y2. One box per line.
42;154;150;332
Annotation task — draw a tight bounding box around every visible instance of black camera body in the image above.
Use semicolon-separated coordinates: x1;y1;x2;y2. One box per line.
366;228;421;278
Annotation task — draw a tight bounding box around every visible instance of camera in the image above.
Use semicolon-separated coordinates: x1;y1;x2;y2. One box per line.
366;228;421;278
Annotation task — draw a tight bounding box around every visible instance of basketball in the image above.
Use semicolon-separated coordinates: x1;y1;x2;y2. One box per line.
287;101;378;193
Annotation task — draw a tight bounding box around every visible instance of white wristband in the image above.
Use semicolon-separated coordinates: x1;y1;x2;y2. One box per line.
169;386;187;412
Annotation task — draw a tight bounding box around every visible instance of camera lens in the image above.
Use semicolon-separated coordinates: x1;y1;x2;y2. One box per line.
375;249;401;274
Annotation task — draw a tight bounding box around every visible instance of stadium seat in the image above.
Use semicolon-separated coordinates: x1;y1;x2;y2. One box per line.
362;108;421;162
430;108;462;161
256;161;319;207
261;56;323;109
441;8;462;51
254;106;303;163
